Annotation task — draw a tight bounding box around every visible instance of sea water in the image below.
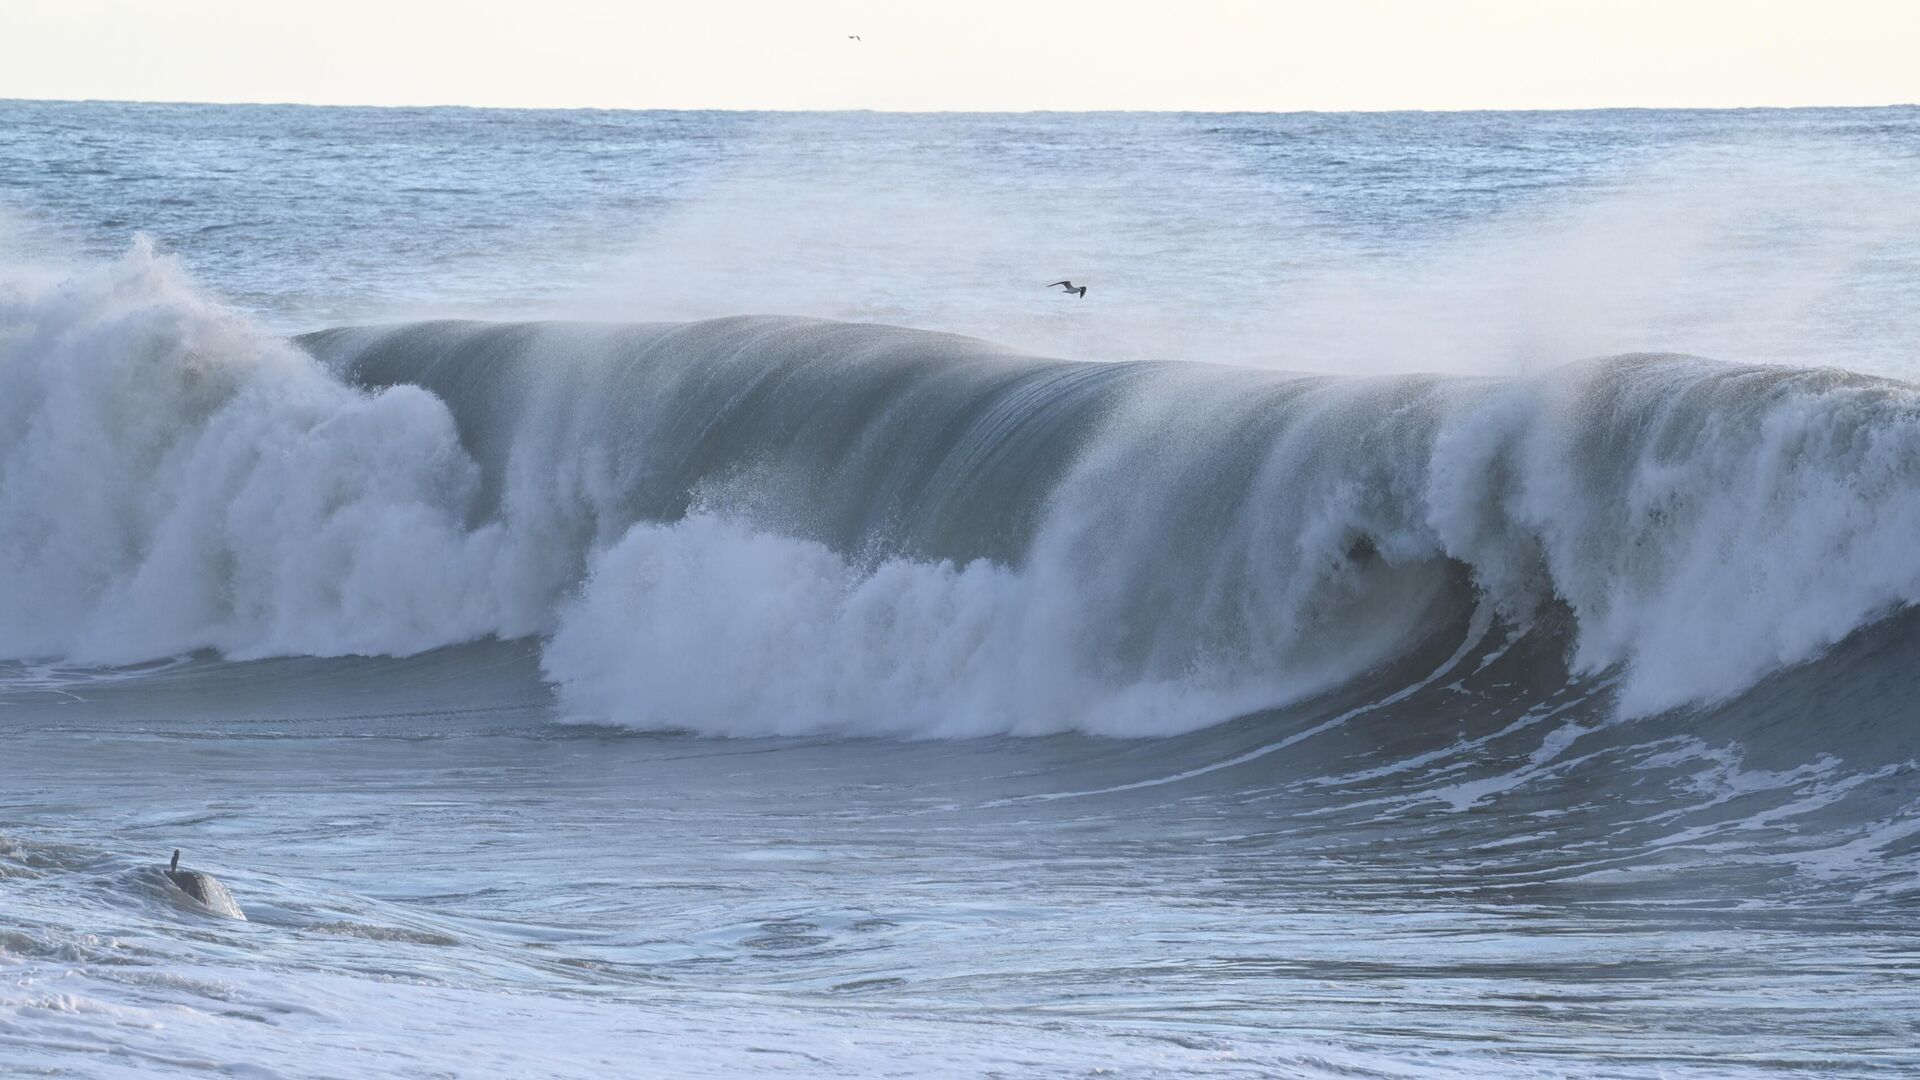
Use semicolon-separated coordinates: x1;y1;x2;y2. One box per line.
2;101;1918;1077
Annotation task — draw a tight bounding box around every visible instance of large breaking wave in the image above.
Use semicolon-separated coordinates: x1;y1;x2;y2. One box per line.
3;244;1918;736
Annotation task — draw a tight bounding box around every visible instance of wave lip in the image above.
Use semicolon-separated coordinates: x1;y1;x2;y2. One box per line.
5;246;1920;737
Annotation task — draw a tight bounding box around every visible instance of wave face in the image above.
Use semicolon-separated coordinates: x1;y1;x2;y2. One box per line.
4;246;1919;737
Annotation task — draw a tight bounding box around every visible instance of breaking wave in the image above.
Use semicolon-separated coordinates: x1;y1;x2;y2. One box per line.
3;244;1918;736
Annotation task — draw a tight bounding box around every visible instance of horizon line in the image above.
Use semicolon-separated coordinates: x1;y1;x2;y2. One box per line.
6;94;1919;116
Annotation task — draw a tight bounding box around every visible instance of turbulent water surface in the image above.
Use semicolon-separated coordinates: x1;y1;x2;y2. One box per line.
2;101;1919;1077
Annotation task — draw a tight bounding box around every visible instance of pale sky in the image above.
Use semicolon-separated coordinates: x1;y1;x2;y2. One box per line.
2;0;1917;112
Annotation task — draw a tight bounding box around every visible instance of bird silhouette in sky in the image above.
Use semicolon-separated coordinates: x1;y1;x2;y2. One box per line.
1046;280;1088;298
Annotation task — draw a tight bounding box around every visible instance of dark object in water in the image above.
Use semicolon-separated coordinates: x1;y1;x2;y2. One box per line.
165;849;247;920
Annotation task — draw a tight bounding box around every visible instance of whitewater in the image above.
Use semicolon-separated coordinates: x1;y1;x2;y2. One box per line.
3;101;1918;1077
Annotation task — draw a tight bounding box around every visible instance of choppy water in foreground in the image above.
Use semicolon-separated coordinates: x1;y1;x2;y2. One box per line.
5;609;1917;1077
2;101;1918;1077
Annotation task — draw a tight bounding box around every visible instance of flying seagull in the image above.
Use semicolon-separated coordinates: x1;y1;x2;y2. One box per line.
848;35;861;41
1046;280;1087;298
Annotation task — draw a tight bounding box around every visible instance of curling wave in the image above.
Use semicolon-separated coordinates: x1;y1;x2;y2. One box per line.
3;245;1918;736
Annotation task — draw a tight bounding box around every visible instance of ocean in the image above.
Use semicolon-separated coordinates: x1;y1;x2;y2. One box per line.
2;99;1918;1077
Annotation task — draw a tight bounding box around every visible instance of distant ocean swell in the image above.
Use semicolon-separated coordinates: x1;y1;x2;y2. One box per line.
3;243;1917;737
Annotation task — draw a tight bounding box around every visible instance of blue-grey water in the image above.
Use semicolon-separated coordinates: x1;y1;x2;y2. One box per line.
2;100;1918;1078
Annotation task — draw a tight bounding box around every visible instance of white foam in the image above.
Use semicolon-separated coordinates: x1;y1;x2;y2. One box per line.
0;241;553;664
540;513;1431;738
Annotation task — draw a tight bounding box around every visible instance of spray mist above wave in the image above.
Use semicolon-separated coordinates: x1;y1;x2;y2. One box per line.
5;242;1920;736
570;139;1920;382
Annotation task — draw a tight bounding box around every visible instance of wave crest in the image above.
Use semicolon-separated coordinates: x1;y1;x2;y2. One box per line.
3;246;1918;735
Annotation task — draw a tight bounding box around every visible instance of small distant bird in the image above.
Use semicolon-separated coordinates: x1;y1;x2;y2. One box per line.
1046;280;1087;299
848;35;861;41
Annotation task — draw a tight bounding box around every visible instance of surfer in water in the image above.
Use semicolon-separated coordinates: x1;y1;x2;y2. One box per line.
164;849;246;919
